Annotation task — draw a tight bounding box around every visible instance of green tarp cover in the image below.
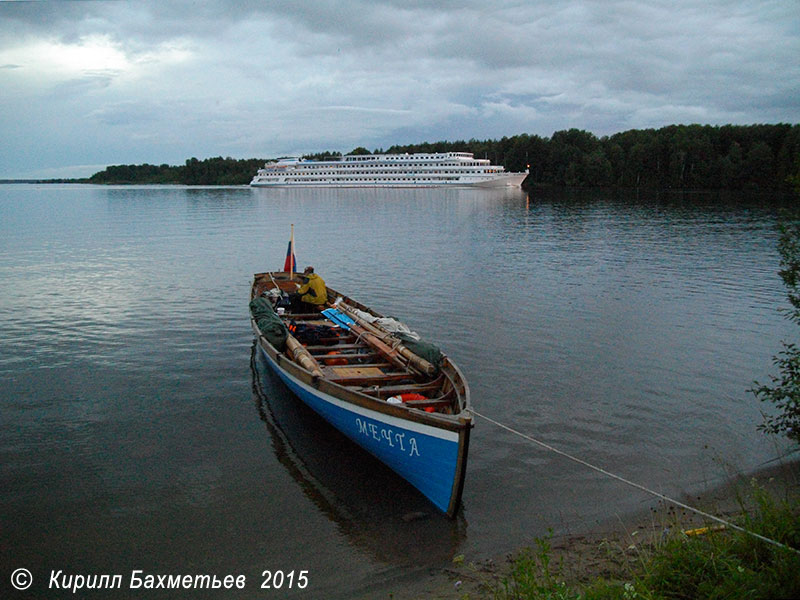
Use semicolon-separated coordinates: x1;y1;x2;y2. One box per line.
249;297;288;351
396;332;444;372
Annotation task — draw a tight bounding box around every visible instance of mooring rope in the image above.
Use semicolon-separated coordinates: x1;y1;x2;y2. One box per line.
472;409;800;555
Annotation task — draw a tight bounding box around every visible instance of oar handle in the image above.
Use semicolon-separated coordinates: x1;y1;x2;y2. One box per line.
335;302;437;376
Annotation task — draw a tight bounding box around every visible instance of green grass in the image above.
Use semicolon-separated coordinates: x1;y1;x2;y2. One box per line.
459;483;800;600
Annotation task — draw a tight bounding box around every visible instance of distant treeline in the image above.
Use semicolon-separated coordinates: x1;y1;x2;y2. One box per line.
384;123;799;191
86;123;799;190
88;157;265;185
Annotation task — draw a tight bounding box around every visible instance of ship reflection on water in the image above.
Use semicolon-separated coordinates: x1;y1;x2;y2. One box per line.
250;344;467;565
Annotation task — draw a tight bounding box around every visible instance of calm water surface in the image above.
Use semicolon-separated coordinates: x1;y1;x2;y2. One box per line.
0;184;792;598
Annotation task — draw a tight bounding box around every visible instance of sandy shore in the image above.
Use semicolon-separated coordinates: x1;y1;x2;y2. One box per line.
387;456;800;599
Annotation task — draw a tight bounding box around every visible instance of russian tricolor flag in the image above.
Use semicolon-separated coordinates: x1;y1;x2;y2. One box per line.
283;224;298;273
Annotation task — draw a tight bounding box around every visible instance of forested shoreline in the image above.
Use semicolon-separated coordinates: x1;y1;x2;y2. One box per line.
81;123;799;191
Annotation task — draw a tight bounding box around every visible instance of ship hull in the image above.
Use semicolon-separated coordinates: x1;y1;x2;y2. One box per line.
250;174;526;188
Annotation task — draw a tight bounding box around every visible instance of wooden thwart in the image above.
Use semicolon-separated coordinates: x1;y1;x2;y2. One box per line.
328;366;385;378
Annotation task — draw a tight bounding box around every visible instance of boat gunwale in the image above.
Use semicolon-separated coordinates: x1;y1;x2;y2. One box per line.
251;321;471;432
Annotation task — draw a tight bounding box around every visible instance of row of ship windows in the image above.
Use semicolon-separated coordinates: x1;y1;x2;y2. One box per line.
304;162;485;169
345;154;472;161
276;169;497;175
284;176;463;182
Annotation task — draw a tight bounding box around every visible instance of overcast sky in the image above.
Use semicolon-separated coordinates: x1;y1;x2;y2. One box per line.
1;0;798;178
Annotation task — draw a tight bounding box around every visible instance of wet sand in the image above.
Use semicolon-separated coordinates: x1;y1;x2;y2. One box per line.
381;456;800;599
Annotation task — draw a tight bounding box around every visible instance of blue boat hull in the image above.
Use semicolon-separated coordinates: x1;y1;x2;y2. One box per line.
256;343;466;515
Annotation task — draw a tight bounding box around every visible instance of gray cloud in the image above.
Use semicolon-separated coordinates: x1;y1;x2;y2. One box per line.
0;0;797;178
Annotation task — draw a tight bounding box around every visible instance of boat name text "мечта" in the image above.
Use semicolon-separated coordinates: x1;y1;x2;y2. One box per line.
355;418;420;457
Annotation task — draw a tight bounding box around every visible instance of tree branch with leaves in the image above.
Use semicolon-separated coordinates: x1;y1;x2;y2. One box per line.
752;208;800;443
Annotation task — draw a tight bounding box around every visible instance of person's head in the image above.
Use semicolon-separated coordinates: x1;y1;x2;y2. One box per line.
304;266;314;275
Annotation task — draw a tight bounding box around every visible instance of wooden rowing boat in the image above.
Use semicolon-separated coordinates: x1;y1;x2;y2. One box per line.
249;271;472;517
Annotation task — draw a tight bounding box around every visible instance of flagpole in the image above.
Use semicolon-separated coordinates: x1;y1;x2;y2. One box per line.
289;223;295;281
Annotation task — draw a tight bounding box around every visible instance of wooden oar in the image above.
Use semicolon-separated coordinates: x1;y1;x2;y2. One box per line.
322;307;418;375
285;335;324;378
333;302;437;376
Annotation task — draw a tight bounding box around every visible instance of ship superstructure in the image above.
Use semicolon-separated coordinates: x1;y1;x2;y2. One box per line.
250;152;526;188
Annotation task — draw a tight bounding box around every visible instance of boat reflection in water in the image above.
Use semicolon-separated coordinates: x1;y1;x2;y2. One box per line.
250;345;467;564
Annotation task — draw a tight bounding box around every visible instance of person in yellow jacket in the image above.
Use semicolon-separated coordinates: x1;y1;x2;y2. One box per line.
291;266;327;311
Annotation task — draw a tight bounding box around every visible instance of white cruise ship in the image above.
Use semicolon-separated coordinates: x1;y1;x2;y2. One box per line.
249;152;526;188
